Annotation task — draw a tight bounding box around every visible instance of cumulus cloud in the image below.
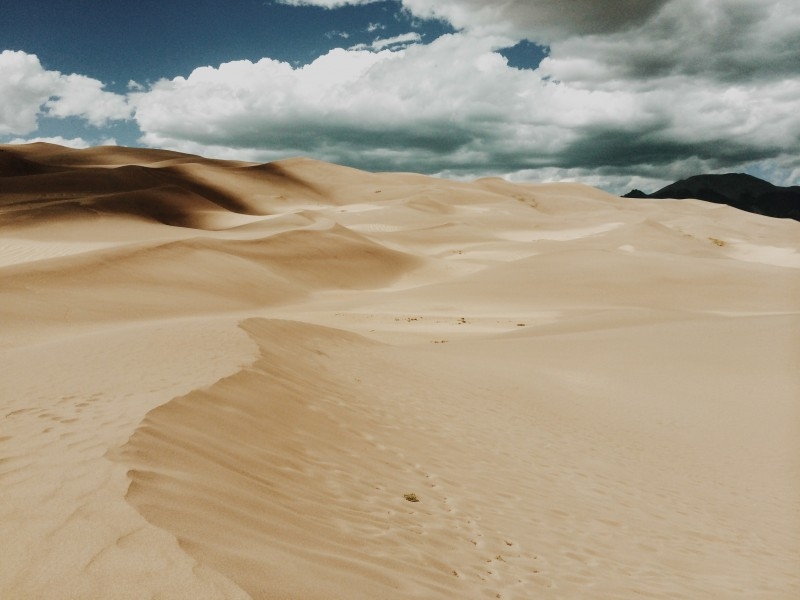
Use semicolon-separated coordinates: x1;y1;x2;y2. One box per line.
45;74;132;126
131;37;505;161
0;50;60;135
0;50;131;136
128;27;800;192
9;1;796;193
286;1;800;83
240;0;800;189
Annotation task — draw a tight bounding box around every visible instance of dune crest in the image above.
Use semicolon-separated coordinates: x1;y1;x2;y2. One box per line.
2;143;799;599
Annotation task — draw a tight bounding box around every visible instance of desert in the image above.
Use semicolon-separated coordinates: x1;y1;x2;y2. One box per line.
1;142;799;599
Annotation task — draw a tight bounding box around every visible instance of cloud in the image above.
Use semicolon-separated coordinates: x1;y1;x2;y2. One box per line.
8;1;795;194
128;29;800;193
45;74;132;126
274;0;383;7
325;30;351;39
350;32;422;51
539;0;800;85
267;1;800;88
5;136;92;149
389;0;800;87
5;136;119;150
400;0;667;39
251;0;800;191
0;50;131;136
0;50;60;135
131;36;522;162
281;0;667;39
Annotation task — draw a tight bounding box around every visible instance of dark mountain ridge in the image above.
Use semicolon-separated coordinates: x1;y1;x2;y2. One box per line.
623;173;800;221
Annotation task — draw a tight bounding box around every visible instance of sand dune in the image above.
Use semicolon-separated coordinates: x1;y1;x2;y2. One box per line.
2;143;799;599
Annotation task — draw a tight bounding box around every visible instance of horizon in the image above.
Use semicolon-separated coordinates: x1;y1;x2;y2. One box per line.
3;139;794;197
2;0;799;195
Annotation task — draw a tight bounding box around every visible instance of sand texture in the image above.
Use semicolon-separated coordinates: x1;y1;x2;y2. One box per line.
2;142;799;599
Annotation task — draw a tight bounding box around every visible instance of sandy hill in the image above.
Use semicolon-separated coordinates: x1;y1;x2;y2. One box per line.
1;143;799;599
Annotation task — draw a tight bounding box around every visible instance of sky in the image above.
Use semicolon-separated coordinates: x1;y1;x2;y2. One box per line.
1;0;799;194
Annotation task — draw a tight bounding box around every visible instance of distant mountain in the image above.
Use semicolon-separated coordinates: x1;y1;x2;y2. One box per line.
623;173;800;221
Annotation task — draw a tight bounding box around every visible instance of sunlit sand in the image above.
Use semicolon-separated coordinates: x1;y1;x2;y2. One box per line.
2;143;799;599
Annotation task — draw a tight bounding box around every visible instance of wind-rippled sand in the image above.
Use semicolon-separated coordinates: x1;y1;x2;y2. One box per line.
2;143;799;599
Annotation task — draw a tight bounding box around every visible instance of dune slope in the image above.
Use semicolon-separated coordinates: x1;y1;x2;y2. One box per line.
2;143;799;599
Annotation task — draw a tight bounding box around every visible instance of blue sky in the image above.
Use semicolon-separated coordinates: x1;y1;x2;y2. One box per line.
2;0;798;193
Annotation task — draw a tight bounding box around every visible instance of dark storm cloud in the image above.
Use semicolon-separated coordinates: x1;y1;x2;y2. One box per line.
402;0;668;39
547;0;800;83
554;127;788;172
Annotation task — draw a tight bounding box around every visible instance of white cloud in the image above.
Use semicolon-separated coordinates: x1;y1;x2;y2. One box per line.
275;0;382;7
400;1;800;84
0;50;60;135
276;0;663;36
131;35;535;154
6;135;92;149
6;136;119;149
45;73;132;126
127;24;799;192
0;50;131;136
350;32;422;51
257;0;800;190
7;1;795;193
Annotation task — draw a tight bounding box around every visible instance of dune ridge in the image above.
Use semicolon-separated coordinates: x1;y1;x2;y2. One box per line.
2;143;799;599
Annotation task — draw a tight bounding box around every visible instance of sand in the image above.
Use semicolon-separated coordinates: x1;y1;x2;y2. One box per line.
1;142;799;599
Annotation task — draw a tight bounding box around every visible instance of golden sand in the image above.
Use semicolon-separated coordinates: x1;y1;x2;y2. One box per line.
2;143;798;598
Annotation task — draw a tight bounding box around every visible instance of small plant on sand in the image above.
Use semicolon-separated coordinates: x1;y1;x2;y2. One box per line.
709;237;726;246
404;493;420;502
